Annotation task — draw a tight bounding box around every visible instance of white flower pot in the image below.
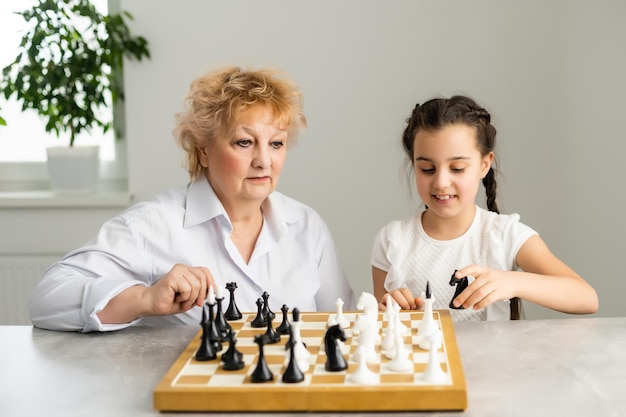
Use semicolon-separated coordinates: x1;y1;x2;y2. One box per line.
46;145;100;194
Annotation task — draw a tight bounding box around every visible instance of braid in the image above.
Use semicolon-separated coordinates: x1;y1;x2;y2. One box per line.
482;167;499;214
402;103;422;161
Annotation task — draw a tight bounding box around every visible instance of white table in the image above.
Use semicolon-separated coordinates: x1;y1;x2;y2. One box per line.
1;317;624;417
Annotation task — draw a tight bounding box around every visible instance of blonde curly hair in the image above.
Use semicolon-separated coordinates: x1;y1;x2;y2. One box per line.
174;66;307;180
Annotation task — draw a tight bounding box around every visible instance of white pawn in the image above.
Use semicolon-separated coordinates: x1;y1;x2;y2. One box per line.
387;327;413;372
422;332;447;384
328;297;350;328
347;345;379;385
381;310;396;359
391;298;408;336
290;313;311;372
382;293;395;327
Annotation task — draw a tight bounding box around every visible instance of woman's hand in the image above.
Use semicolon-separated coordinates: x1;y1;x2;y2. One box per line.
98;263;215;324
144;263;215;315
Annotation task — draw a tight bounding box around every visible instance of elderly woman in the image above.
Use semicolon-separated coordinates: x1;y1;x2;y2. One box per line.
30;66;355;332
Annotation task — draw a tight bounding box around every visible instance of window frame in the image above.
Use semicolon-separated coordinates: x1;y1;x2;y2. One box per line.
0;0;129;197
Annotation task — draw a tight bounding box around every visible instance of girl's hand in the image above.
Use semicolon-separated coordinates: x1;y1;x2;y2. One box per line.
451;265;515;310
379;288;424;311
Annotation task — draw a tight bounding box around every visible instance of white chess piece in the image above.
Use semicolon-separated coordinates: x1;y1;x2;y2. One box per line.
351;313;378;364
290;316;311;372
391;299;408;336
381;310;396;359
347;345;379;385
421;332;447;384
417;290;442;350
382;293;395;327
328;297;350;328
387;328;413;372
356;292;381;344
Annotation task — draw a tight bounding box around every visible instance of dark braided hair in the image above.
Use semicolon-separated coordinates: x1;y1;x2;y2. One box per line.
401;95;499;213
401;96;522;319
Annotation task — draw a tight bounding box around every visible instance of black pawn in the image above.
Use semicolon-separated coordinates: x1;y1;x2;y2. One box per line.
221;330;244;371
282;328;304;383
264;312;281;344
449;270;468;309
224;282;242;320
262;291;275;320
195;306;217;361
215;289;232;341
276;304;291;335
250;334;273;383
251;298;268;328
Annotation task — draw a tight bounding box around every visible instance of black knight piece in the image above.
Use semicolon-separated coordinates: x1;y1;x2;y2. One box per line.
449;270;468;309
324;324;348;372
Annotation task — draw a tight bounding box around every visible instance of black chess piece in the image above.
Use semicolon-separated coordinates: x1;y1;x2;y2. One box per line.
214;287;232;341
195;305;217;361
449;270;468;309
221;330;244;370
261;291;275;320
251;298;268;328
250;334;273;383
276;304;291;335
263;311;281;344
324;324;348;372
282;327;304;383
224;282;242;320
206;300;222;351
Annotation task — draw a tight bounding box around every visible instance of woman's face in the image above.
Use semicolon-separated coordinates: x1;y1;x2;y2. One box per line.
199;104;288;211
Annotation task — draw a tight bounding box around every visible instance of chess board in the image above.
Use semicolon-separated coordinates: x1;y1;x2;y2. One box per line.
153;310;467;412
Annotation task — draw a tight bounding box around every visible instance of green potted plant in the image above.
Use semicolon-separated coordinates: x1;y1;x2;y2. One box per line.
0;0;150;193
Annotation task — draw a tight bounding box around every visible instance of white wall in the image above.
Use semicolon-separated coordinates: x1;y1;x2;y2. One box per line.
119;0;626;319
2;1;622;323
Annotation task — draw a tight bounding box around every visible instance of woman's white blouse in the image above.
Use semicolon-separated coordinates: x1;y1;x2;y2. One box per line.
29;176;355;332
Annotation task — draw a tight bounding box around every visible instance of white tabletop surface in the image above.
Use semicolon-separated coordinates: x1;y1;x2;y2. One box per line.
1;316;625;417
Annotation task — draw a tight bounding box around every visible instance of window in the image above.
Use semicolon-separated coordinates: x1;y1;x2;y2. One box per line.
0;0;125;191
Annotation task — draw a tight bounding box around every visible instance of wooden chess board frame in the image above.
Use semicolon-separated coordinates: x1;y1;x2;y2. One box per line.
153;310;467;412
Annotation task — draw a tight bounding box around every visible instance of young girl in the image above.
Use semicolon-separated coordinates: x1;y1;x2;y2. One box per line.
371;95;598;320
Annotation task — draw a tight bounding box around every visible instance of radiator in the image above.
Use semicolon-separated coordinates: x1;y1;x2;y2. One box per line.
0;255;59;325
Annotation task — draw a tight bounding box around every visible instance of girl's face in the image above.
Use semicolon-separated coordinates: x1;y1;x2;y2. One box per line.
198;104;288;212
413;123;493;224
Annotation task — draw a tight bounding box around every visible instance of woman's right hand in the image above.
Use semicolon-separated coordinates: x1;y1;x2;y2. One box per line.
145;263;215;315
